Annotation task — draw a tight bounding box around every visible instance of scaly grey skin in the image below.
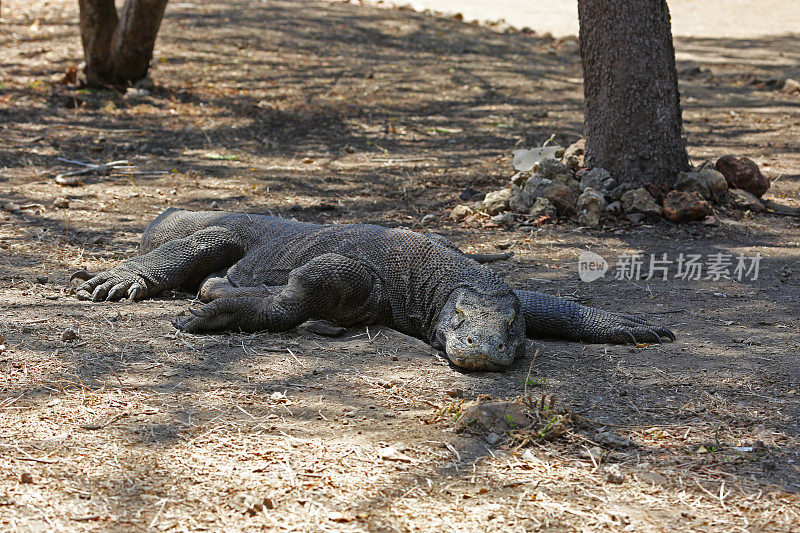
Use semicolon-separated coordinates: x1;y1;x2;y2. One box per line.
74;208;675;371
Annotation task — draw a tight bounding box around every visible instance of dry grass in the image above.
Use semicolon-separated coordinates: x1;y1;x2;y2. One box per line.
2;0;800;530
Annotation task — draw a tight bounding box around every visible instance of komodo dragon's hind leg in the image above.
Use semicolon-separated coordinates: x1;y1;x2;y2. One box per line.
175;253;380;334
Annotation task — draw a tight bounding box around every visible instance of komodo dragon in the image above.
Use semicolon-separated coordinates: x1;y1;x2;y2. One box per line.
73;208;674;370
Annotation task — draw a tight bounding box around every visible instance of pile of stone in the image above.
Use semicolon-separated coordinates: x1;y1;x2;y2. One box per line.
450;140;772;227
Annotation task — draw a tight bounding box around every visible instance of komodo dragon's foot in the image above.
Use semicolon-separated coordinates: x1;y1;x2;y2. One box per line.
173;297;265;333
592;311;675;344
72;267;152;302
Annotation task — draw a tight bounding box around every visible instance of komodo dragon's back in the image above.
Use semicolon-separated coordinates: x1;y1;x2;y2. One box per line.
140;207;316;254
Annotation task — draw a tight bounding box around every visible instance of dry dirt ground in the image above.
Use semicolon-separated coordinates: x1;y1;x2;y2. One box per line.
2;0;800;531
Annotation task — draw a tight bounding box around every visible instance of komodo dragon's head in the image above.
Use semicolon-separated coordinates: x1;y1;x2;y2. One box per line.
434;288;525;371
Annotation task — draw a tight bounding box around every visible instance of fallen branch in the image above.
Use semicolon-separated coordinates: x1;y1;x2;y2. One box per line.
55;159;133;186
763;199;800;217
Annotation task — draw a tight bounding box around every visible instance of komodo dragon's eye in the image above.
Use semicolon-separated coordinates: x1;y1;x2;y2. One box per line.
452;308;466;329
506;311;516;327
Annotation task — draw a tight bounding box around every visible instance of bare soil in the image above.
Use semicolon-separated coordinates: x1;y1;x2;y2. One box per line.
1;1;800;531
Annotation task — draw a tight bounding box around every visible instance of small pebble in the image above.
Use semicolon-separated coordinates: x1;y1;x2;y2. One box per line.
61;329;78;342
210;201;219;209
20;472;34;484
486;432;503;445
53;197;69;209
605;464;625;484
36;275;48;284
421;214;437;225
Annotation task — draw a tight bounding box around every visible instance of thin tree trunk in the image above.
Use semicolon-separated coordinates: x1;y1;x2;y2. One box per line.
578;0;689;190
78;0;168;88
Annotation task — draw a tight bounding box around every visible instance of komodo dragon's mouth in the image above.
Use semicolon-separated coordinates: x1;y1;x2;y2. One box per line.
446;352;507;372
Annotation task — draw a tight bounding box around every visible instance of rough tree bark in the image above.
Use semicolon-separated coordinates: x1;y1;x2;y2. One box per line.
578;0;689;190
78;0;168;88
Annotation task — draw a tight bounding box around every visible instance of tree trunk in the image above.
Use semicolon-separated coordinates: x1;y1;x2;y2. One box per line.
78;0;168;88
578;0;689;190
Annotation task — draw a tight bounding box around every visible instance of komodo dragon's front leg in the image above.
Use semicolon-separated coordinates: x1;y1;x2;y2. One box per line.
516;290;675;343
175;253;382;333
74;226;249;301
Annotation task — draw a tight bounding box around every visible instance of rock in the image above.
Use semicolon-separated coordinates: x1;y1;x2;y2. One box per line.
482;189;511;215
210;200;219;210
449;204;474;221
36;275;48;284
675;172;711;199
379;445;414;462
715;155;770;197
419;214;435;226
134;77;155;90
607;184;634;202
510;171;531;187
421;214;437;225
20;473;34;484
529;197;557;219
486;432;503;445
456;401;531;433
636;471;670;487
61;329;78;342
459;187;484;202
53;197;70;209
702;215;718;226
620;188;662;218
595;430;635;450
663;190;713;223
328;511;354;523
781;78;800;95
512;146;564;172
580;446;606;462
697;168;728;202
604;464;625;484
626;213;646;224
510;177;551;213
552;173;581;192
643;183;665;205
577;187;605;227
537;158;573;180
726;189;765;212
445;388;464;398
561;139;585;170
578;167;616;194
695;159;716;172
521;449;537;462
231;492;272;515
491;212;515;227
605;201;622;216
542;183;579;216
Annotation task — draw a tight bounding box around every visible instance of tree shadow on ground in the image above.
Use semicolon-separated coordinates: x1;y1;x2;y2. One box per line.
2;0;800;529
